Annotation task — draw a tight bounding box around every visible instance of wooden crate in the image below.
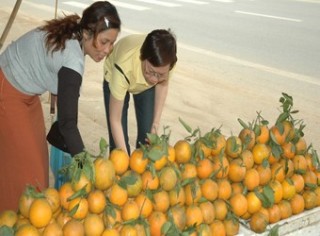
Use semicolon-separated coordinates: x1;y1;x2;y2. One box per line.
238;207;320;235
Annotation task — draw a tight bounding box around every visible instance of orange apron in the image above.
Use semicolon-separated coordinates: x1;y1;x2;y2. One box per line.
0;69;49;212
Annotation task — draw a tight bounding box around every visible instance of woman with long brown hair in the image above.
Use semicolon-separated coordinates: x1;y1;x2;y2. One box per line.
0;1;121;211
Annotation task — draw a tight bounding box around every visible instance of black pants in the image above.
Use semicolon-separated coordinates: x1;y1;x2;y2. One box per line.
103;80;155;154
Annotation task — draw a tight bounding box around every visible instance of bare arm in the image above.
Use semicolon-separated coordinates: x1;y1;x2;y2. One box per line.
109;94;129;154
151;79;169;134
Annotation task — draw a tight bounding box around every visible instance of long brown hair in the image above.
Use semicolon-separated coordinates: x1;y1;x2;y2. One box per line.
40;1;121;54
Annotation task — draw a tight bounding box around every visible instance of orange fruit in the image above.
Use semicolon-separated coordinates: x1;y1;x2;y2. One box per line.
278;200;292;220
210;220;226;236
281;142;296;159
240;149;254;170
169;187;186;207
0;210;18;228
267;204;281;224
225;136;242;158
271;162;285;183
256;164;272;186
122;170;142;197
153;147;168;170
185;180;202;205
56;211;72;228
109;183;128;206
239;128;256;150
42;220;63;236
148;211;167;236
268;149;279;165
62;219;84;236
159;166;178;191
83;213;105;236
195;139;212;159
169;205;187;230
102;228;120;236
134;193;153;218
283;120;295;141
174;140;192;164
94;157;116;191
217;179;232;200
295;137;307;155
199;201;215;225
181;163;198;180
58;182;75;210
110;148;130;175
210;133;227;157
201;178;218;201
72;172;92;194
244;168;260;191
135;224;147;236
314;187;320;206
281;178;296;200
303;170;317;189
246;191;262;214
270;125;286;145
305;153;317;171
252;143;270;165
87;189;107;214
293;154;307;173
228;158;246;183
141;170;159;190
18;190;35;218
129;148;148;174
279;158;294;178
153;190;170;213
15;224;40;236
231;182;244;196
212;155;230;179
29;198;52;228
121;199;139;221
249;212;268;233
103;208;122;228
120;224;137;236
44;187;61;214
291;174;305;193
197;223;213;236
196;158;214;179
269;180;283;204
167;145;176;162
68;197;89;220
186;204;204;227
303;190;317;210
213;199;228;221
223;218;240;236
290;194;305;215
229;193;248;217
255;124;270;144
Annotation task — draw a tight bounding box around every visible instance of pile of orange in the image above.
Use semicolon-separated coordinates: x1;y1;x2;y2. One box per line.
0;93;319;236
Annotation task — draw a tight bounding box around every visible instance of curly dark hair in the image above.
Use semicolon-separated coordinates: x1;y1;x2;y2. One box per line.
40;1;121;54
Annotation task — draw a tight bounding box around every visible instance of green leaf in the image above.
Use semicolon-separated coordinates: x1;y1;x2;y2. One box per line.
268;224;280;236
0;225;14;236
67;187;87;201
68;202;80;217
179;117;192;133
238;118;249;129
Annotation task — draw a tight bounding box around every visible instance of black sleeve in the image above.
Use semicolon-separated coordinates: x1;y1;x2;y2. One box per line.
57;66;85;156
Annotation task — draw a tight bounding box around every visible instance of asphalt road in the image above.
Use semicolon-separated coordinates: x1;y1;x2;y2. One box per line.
8;0;320;79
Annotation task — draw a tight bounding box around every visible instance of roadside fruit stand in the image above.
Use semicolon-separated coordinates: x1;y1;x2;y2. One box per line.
0;93;319;236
